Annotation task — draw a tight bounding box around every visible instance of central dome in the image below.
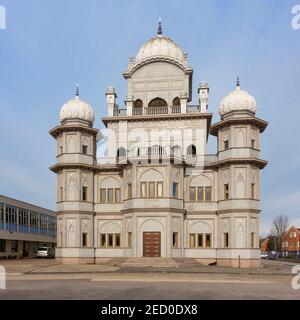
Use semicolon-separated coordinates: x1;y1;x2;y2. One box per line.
136;35;184;64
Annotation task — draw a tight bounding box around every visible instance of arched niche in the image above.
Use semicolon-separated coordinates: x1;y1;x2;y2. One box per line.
172;97;180;106
140;168;164;182
100;177;121;189
187;144;197;156
67;225;76;247
139;218;164;232
100;221;121;233
190;174;211;187
117;147;127;158
190;221;212;234
148;97;167;108
67;177;76;201
134;99;143;108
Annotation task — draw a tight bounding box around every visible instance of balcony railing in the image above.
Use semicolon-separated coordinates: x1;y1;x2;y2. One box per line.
186;105;200;113
133;107;143;115
186;154;218;164
113;108;127;116
98;150;218;166
111;104;202;116
146;106;169;115
171;105;181;114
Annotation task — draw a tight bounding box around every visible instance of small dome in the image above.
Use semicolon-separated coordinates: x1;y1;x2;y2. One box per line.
60;90;94;124
219;85;257;116
136;36;184;64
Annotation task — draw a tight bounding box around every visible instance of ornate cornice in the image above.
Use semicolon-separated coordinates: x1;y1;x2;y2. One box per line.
49;123;98;138
210;115;268;136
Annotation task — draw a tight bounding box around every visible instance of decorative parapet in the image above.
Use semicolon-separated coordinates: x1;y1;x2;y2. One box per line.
110;104;205;117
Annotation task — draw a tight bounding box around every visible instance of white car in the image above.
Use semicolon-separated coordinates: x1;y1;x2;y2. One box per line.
260;253;269;259
36;247;55;258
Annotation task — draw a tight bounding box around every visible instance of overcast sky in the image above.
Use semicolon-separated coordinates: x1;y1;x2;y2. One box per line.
0;0;299;236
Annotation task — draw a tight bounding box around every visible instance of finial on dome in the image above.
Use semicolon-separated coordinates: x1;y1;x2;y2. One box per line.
75;83;80;99
236;76;240;87
157;18;163;36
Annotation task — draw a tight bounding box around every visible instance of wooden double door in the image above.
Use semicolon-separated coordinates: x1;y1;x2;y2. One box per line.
143;232;161;257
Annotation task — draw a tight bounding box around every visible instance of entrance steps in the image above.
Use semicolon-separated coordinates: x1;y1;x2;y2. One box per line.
121;257;179;268
96;257;207;268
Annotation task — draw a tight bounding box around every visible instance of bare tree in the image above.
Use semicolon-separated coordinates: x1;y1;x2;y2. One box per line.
270;215;289;253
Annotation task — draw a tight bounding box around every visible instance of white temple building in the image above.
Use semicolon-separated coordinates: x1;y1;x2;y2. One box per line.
50;22;268;268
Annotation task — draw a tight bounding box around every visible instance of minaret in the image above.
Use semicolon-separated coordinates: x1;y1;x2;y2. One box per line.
49;86;98;264
210;78;268;268
198;81;209;113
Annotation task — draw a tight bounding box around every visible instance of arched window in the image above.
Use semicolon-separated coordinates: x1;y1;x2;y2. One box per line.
133;99;143;115
100;177;121;204
148;145;164;156
171;145;181;156
172;97;180;107
117;147;127;158
134;99;143;108
82;177;88;202
187;144;197;156
189;174;212;202
140;169;164;198
148;97;167;108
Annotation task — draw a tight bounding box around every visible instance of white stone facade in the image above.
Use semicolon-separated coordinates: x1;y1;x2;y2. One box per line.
50;25;268;267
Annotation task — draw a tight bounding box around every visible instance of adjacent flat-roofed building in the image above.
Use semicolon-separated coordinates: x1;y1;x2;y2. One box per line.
0;195;56;258
50;22;268;268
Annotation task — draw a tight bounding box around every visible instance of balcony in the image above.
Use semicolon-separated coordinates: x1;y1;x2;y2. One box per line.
186;105;200;113
132;107;143;115
146;106;168;115
97;148;218;166
186;154;218;164
111;104;203;117
113;107;127;116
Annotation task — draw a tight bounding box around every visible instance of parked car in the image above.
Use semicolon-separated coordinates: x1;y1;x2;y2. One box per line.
36;247;55;258
260;253;269;259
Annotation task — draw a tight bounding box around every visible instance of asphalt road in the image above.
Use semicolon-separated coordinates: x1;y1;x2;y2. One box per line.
1;275;299;300
0;259;299;300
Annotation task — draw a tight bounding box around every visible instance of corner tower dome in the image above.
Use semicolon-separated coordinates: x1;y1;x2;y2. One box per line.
135;20;185;64
219;78;257;116
59;85;95;124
